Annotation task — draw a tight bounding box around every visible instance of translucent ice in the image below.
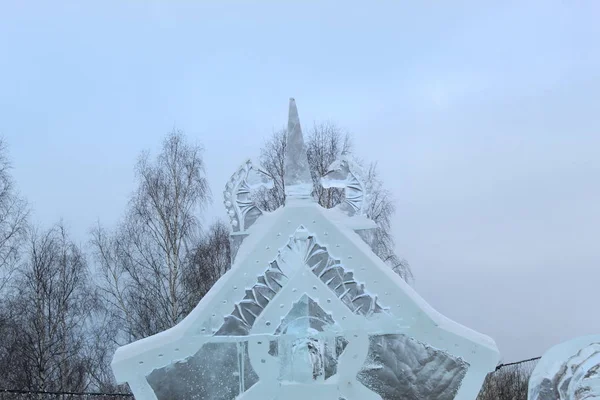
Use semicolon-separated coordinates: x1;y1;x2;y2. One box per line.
321;152;370;217
529;335;600;400
224;159;273;233
284;98;312;199
358;334;469;400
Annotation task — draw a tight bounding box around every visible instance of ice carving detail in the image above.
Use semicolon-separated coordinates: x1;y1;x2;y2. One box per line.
358;334;470;400
321;152;370;217
216;261;288;336
529;336;600;400
224;159;273;232
283;229;385;317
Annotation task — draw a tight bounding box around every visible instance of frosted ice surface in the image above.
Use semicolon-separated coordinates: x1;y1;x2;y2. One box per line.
270;295;342;383
529;335;600;400
147;342;258;400
358;334;469;400
284;98;312;199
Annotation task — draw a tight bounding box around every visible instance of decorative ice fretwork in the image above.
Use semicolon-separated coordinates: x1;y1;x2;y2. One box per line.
283;228;385;317
224;159;273;233
321;152;370;217
111;98;500;400
216;260;288;336
528;335;600;400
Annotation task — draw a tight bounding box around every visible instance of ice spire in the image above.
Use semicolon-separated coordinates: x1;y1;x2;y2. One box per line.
284;98;313;200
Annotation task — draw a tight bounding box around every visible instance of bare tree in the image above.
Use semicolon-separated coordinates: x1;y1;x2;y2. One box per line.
307;122;352;208
183;220;231;312
255;122;412;282
0;139;31;391
91;129;211;342
255;128;287;211
0;139;29;292
1;223;97;392
362;163;412;282
81;298;128;393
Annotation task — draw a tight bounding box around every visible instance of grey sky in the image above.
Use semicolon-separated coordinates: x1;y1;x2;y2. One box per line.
1;1;599;362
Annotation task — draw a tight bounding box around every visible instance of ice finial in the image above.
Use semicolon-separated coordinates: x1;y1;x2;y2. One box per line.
284;98;313;200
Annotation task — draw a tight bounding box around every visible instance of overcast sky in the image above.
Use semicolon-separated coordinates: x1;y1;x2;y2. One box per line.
1;1;599;362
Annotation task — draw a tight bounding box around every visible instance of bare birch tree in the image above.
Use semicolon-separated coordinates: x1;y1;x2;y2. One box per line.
255;122;412;282
254;128;287;211
0;139;30;390
91;129;211;341
1;223;97;392
182;220;231;312
363;163;412;281
0;139;29;292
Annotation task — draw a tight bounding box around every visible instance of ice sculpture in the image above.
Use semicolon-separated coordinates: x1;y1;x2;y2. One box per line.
111;98;500;400
224;159;274;261
225;159;273;234
321;152;370;217
528;335;600;400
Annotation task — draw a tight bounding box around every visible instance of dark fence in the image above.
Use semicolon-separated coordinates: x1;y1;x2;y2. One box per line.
0;357;541;400
477;357;540;400
0;390;132;400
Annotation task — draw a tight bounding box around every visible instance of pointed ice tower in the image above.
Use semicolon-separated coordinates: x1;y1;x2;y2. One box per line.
111;99;500;400
284;98;312;200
